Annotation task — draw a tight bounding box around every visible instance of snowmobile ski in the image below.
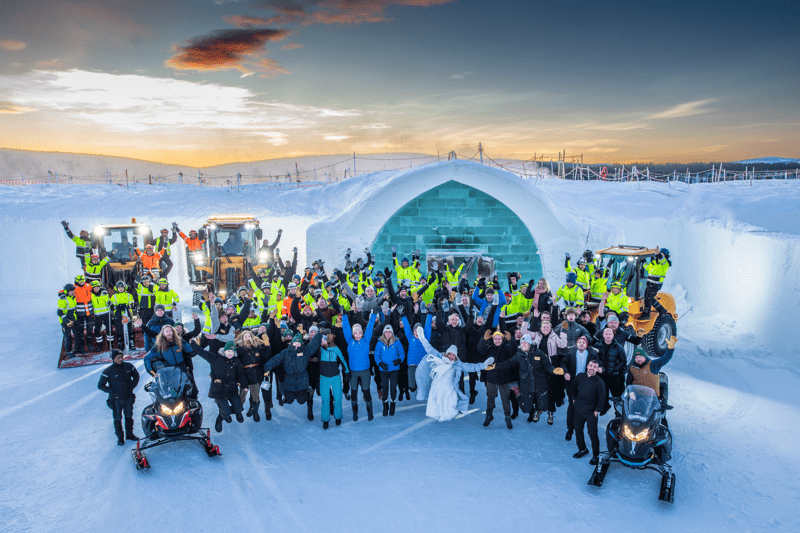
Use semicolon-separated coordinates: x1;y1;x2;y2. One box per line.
587;456;611;487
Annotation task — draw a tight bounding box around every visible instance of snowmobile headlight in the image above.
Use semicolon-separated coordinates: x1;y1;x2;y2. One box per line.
160;401;185;415
623;424;649;442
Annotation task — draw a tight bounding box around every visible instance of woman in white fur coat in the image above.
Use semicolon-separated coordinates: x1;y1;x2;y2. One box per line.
414;327;495;422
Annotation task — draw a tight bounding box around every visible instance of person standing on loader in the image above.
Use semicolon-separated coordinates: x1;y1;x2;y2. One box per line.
641;248;672;319
61;220;92;269
176;225;205;283
98;349;140;446
84;254;110;285
135;244;164;281
58;285;79;357
153;226;178;279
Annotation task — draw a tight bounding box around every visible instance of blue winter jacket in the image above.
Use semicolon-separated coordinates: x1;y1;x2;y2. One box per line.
144;344;190;374
472;291;507;328
402;314;432;366
375;337;406;371
342;313;376;372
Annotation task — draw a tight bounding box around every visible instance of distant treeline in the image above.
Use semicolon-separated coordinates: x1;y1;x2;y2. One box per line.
561;161;799;173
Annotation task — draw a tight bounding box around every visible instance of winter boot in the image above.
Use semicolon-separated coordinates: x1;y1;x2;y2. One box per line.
264;403;272;421
547;412;554;425
224;414;233;424
366;404;375;421
352;404;359;422
511;405;519;420
469;391;478;405
215;415;223;433
246;400;254;418
389;401;396;416
565;429;574;441
323;421;329;430
590;456;599;466
252;401;261;423
505;416;513;429
527;411;535;423
405;390;411;401
398;389;404;402
125;419;139;441
236;412;244;423
532;410;541;423
307;399;314;421
483;411;494;427
382;401;389;417
335;418;341;426
117;436;125;446
573;448;589;459
126;432;140;441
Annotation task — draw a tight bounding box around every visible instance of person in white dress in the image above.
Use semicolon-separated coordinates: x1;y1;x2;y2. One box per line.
414;327;495;422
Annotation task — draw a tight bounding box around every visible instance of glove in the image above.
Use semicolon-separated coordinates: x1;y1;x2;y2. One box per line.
636;328;646;337
379;362;389;371
553;367;565;376
384;267;392;278
561;320;569;330
381;301;390;313
503;331;511;341
397;306;404;316
491;292;499;305
483;330;492;340
392;358;401;366
391;246;396;254
292;247;297;253
667;336;678;349
171;221;178;229
431;261;438;271
364;247;370;254
415;326;425;339
61;220;68;228
565;253;571;259
483;357;495;367
346;247;351;255
278;229;283;235
275;248;280;255
414;249;420;256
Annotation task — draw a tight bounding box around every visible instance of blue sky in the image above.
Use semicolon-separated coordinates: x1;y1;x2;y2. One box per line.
0;0;797;165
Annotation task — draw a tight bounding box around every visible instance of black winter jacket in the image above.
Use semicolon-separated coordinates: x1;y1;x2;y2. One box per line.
593;338;627;376
237;344;271;385
262;333;323;392
573;373;606;414
560;346;600;380
192;342;247;400
477;336;517;384
495;348;555;396
98;361;139;400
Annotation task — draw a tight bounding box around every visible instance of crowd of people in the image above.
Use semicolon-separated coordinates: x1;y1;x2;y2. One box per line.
59;222;677;464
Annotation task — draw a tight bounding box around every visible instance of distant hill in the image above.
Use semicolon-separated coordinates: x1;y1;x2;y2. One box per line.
732;157;800;165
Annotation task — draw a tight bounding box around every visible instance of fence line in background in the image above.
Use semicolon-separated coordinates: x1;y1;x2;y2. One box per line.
1;148;797;187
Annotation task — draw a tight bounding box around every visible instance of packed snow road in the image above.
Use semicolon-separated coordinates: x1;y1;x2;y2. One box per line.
0;292;797;533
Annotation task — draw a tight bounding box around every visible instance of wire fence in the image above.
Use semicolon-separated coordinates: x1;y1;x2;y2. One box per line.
1;149;797;188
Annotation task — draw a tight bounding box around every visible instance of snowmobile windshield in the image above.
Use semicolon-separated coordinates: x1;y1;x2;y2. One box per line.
622;385;660;423
152;367;188;400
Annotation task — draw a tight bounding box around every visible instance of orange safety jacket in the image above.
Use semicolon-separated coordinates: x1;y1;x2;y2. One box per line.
74;283;93;314
135;249;164;269
179;231;205;252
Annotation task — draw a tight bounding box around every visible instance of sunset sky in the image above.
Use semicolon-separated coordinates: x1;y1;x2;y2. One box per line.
0;0;797;166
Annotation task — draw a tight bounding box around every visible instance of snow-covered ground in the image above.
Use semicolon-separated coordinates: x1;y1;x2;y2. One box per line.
0;161;798;532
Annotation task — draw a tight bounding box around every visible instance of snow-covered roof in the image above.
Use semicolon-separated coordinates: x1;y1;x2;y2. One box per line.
307;160;573;276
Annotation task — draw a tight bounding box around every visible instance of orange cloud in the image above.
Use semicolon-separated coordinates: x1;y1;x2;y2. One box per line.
165;28;291;76
281;41;303;50
223;14;285;28
0;101;36;114
1;40;27;51
256;0;455;25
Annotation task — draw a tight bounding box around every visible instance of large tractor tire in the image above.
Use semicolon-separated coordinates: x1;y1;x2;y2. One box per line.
642;314;676;358
192;291;203;307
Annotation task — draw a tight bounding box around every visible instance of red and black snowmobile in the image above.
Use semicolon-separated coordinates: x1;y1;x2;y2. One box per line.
132;367;221;470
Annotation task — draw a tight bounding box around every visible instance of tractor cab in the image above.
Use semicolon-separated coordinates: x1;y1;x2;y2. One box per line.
192;215;264;303
593;245;678;358
90;219;153;289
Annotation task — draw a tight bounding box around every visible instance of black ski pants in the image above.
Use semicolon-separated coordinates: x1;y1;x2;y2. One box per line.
380;370;399;402
574;409;600;458
109;396;135;439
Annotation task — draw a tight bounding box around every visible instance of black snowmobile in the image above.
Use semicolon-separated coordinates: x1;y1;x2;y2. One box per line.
132;367;221;470
588;384;675;502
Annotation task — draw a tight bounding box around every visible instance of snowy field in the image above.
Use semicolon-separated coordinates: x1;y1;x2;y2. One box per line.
0;161;798;532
